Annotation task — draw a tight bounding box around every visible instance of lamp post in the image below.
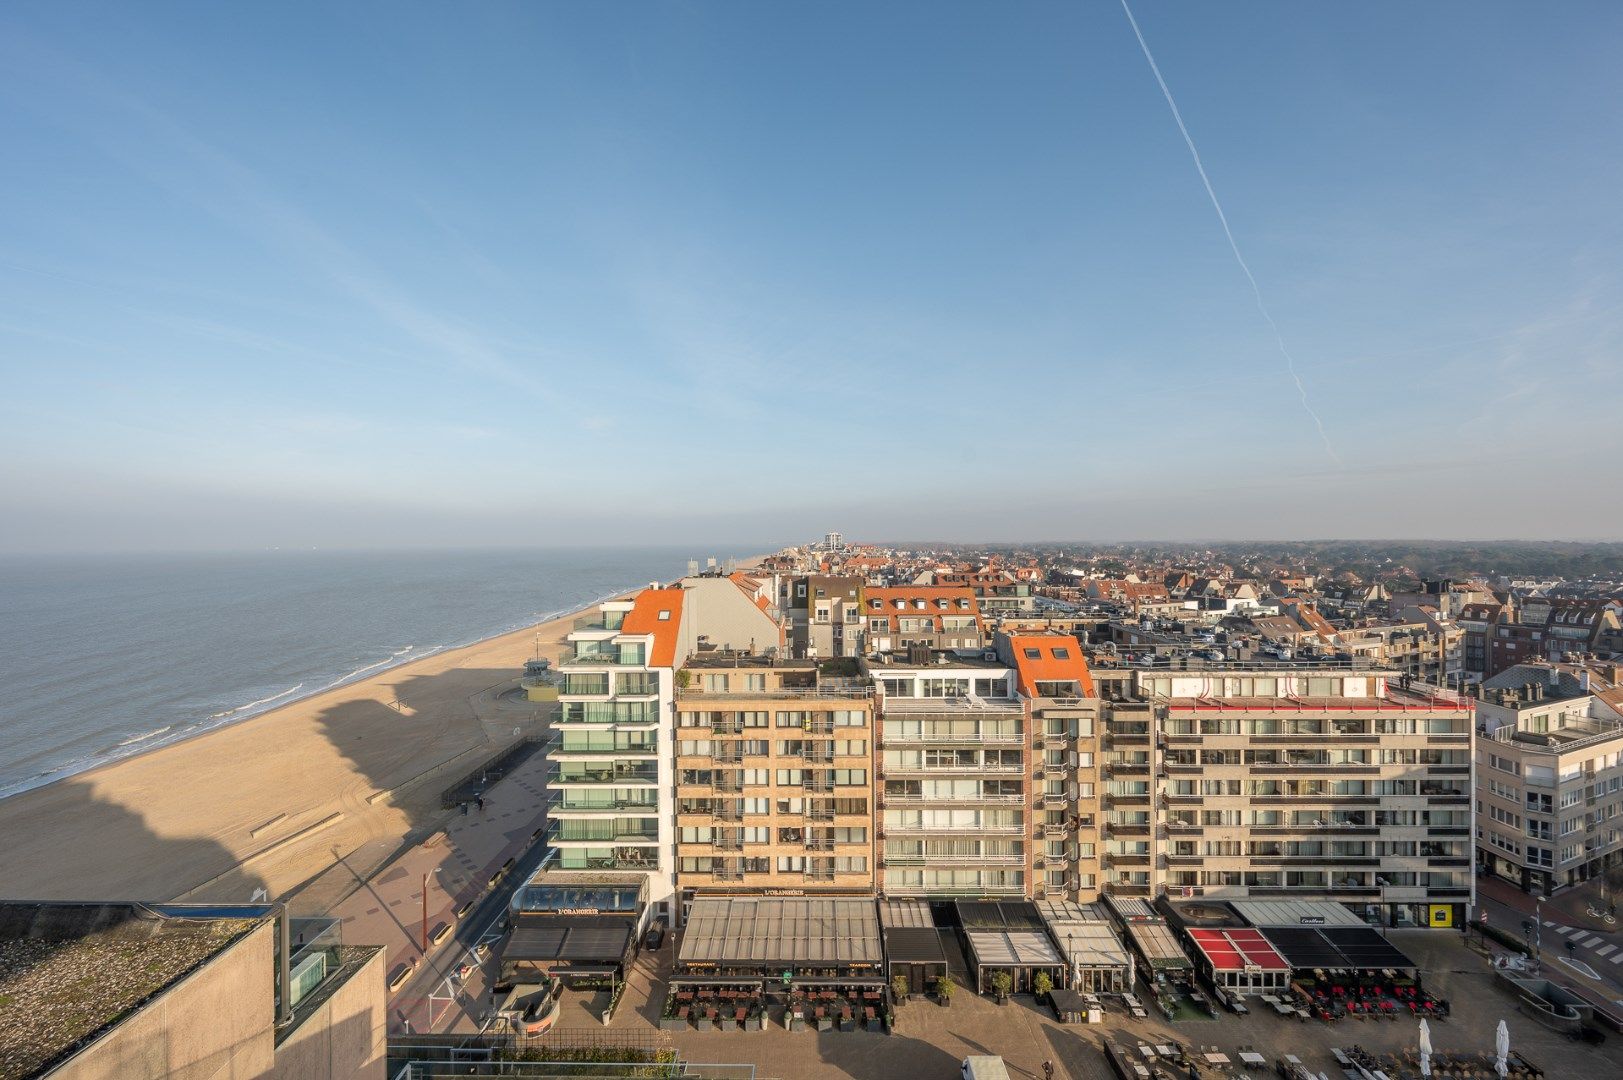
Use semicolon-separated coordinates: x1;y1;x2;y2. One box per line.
1534;896;1544;970
421;868;441;955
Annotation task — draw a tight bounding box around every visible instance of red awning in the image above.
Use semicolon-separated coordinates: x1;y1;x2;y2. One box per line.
1186;928;1289;973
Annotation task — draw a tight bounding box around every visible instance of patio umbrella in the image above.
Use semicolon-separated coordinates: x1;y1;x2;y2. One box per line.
1418;1017;1433;1077
1494;1018;1510;1079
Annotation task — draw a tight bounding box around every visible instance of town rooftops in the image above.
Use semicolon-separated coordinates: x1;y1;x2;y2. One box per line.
862;586;983;630
0;902;266;1080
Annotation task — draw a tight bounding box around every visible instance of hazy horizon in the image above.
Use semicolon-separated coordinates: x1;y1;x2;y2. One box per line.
5;2;1622;553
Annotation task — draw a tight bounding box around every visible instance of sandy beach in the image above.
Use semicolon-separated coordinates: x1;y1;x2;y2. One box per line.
0;602;592;905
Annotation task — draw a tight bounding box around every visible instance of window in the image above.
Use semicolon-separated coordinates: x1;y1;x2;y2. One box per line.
658;610;671;621
1023;648;1041;660
1051;647;1071;659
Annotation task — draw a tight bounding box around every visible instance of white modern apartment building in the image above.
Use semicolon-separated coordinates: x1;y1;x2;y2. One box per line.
546;589;683;918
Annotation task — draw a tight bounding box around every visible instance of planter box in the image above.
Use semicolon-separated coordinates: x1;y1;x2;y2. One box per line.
744;1016;763;1031
816;1017;834;1032
866;1015;885;1033
720;1018;739;1032
659;1016;687;1032
839;1015;855;1032
694;1018;713;1032
790;1018;807;1032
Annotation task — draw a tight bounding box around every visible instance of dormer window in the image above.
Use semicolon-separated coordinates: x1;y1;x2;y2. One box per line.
869;599;882;609
914;599;926;610
893;599;906;610
957;599;971;609
936;599;948;609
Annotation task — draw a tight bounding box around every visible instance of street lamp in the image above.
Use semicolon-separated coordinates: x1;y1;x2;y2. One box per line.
1534;896;1544;970
421;867;443;955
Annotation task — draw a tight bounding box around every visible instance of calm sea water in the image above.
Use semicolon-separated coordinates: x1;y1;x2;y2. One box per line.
0;547;734;798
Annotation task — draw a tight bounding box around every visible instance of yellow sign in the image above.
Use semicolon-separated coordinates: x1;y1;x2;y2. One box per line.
1427;905;1454;928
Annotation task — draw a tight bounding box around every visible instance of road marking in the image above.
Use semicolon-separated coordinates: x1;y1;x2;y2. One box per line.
1570;933;1595;947
1595;944;1616;958
1559;957;1600;980
1611;950;1623;964
1554;925;1576;936
1544;919;1559;927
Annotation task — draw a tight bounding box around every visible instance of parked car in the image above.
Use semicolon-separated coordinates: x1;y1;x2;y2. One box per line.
643;923;666;950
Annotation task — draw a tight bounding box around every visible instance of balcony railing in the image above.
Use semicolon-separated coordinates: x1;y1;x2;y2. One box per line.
547;765;659;785
882;791;1024;805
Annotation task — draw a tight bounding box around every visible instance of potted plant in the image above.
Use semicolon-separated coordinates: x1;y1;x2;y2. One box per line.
936;977;955;1008
990;971;1013;1005
1033;971;1054;1005
744;1003;763;1032
892;974;909;1005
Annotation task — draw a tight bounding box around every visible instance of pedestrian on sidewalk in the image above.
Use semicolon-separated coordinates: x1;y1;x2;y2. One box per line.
1043;1061;1055;1080
460;801;469;816
477;796;486;813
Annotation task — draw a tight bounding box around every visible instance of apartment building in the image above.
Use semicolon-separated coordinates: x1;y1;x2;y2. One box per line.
671;654;876;915
545;578;784;924
784;574;865;659
862;586;985;654
1475;664;1623;894
1137;668;1476;928
996;633;1104;903
547;590;683;916
872;655;1034;899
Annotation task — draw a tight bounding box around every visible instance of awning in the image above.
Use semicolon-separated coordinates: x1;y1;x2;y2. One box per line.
965;929;1066;968
678;897;882;968
504;924;632;965
884;927;948;965
1186;928;1289;973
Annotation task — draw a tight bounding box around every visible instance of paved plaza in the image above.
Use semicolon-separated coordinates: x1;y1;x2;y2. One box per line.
529;927;1622;1080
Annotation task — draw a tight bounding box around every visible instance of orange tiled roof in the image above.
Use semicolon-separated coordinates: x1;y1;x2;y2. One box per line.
1007;634;1096;697
863;586;983;632
621;588;685;667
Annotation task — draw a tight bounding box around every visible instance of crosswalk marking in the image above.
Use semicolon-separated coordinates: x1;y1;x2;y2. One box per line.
1570;933;1595;947
1611;950;1623;964
1554;925;1576;936
1595;944;1616;958
1544;919;1559;927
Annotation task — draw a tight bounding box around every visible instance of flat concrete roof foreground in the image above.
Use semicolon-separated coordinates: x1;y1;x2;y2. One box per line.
0;902;263;1080
678;897;881;968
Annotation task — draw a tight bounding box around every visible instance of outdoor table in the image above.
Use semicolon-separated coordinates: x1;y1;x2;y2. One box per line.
1238;1051;1267;1068
1155;1045;1177;1058
1272;1002;1294;1016
1204;1052;1230;1066
1139;1045;1157;1060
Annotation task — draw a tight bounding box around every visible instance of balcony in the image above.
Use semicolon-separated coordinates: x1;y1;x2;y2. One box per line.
547;764;659;786
558;645;647;668
550;797;659;815
882;791;1024;805
885;730;1025;745
557;854;659;871
547;822;659;845
550;739;657;758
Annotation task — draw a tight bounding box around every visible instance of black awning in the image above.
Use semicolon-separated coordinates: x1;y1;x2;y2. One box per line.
885;927;948;965
1263;927;1346;970
505;924;631;965
1320;927;1416;970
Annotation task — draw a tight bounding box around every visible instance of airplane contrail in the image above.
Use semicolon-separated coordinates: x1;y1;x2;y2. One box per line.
1118;0;1341;464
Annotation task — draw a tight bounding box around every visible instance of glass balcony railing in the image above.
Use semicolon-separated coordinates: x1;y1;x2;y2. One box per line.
547;821;659;843
548;764;660;785
553;737;658;755
559;644;647;667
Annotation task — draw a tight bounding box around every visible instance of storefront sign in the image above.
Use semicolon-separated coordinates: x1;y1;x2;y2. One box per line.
1427;905;1454;928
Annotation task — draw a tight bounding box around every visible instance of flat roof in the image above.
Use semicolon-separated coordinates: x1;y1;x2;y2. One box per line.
505;923;632;965
1036;902;1131;971
1186;928;1290;973
1230;899;1365;929
956;900;1045;931
884;927;948;966
1103;897;1190;969
965;929;1067;969
678;898;881;968
0;903;265;1080
1261;926;1416;972
879;898;935;930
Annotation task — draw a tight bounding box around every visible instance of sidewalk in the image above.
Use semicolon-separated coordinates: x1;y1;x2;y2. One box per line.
326;745;553;1031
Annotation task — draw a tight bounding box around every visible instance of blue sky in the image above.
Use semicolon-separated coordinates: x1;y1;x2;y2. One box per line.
3;1;1621;552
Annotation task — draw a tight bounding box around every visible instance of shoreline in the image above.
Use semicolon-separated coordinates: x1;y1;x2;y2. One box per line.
0;556;770;904
0;585;633;804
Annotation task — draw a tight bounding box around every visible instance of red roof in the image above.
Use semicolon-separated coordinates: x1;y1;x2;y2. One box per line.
1186;928;1290;972
1006;634;1096;697
621;588;684;667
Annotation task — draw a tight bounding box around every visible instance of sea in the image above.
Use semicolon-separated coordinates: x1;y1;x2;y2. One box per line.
0;546;742;799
